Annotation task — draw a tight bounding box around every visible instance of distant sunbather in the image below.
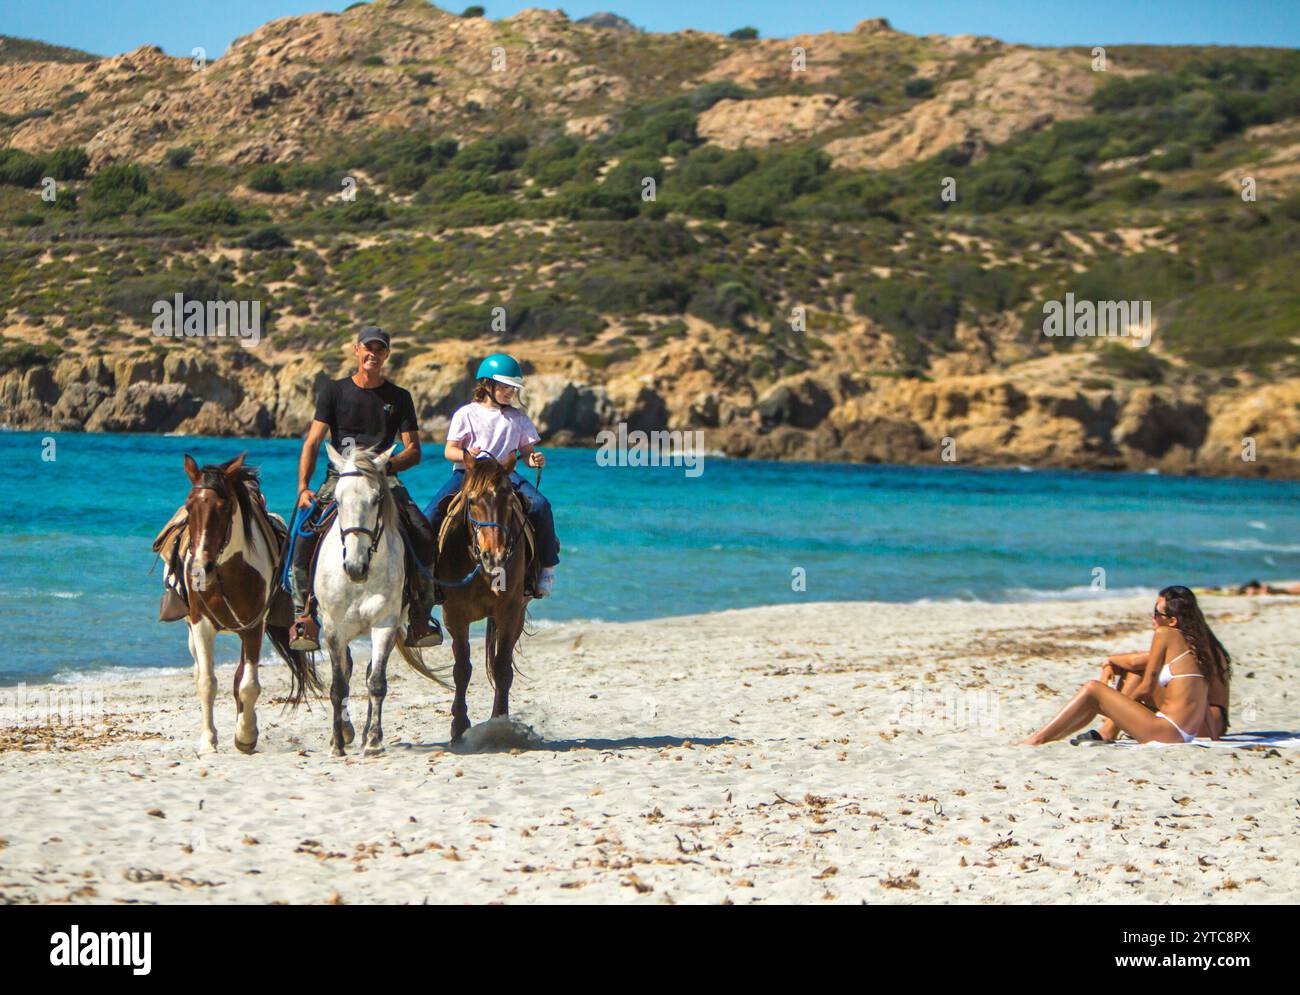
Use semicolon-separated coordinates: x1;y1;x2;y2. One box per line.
1020;586;1231;746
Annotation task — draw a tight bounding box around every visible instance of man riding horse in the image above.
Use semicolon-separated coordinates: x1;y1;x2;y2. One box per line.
288;325;443;651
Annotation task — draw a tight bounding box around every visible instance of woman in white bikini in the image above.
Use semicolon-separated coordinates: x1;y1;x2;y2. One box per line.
1021;585;1229;746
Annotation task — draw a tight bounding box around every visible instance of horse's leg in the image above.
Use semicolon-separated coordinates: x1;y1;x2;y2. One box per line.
447;614;473;742
234;627;263;754
341;647;355;746
326;629;350;757
490;608;525;720
361;625;397;757
190;616;218;754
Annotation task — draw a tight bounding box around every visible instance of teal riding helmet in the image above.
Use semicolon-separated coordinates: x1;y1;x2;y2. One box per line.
476;352;525;390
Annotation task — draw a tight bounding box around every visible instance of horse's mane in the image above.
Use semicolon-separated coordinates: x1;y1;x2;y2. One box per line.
338;447;399;534
197;456;260;547
463;455;510;501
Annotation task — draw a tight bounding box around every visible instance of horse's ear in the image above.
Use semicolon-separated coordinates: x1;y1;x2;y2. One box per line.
325;443;344;469
223;452;247;477
184;454;201;484
374;444;396;471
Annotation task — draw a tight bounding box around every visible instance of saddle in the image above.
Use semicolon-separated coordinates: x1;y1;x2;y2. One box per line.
153;482;295;627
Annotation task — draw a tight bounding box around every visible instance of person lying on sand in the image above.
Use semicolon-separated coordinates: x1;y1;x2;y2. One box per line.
1020;586;1231;746
1197;579;1300;597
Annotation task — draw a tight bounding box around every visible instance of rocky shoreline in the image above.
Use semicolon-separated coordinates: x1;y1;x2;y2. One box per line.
4;346;1298;478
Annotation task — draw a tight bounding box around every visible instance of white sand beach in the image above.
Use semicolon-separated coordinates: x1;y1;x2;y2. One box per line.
1;594;1297;905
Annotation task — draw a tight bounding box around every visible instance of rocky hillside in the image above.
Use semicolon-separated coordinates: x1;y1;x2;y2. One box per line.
2;1;1299;477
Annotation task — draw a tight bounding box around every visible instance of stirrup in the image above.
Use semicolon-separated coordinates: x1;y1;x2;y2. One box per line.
288;617;320;652
407;615;443;649
159;588;188;623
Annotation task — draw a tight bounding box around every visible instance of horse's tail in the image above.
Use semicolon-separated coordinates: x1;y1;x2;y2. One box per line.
266;622;323;706
394;633;454;689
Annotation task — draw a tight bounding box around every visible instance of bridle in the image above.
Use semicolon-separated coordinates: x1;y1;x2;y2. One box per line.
185;475;266;632
464;486;521;575
335;469;387;561
187;478;234;563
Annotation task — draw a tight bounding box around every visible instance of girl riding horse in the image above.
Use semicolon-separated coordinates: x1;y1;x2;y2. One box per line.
424;353;559;597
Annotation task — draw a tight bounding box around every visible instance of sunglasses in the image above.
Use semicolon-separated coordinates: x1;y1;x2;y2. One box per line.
1152;607;1174;619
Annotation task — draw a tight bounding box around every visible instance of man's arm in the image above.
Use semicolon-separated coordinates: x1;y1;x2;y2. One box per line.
297;420;329;508
391;430;422;474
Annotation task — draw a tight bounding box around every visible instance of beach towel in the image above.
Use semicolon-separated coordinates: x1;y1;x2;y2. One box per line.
1114;731;1300;749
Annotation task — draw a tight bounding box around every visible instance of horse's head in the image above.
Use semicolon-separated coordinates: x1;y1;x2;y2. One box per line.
327;443;395;582
461;452;516;593
183;452;247;592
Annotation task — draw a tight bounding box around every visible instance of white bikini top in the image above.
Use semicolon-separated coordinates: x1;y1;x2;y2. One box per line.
1158;648;1204;687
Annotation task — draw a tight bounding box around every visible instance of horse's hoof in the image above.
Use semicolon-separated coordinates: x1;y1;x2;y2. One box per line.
196;736;218;756
331;745;346;758
450;719;470;742
362;744;385;758
235;737;257;755
342;721;356;746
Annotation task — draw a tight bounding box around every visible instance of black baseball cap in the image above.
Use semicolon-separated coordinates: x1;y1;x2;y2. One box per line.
357;325;390;348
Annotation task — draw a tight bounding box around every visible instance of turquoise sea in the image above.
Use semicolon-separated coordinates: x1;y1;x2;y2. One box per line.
2;430;1299;685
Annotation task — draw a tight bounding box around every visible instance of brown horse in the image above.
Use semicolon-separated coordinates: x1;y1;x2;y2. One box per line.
171;454;320;753
435;453;534;742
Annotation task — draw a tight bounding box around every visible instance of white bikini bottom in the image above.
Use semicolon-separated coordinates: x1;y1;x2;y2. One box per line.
1156;711;1196;744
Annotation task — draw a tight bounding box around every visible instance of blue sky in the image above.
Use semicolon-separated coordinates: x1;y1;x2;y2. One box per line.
2;0;1297;58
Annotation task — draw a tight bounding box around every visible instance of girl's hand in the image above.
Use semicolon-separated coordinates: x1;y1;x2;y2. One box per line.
468;446;482;459
528;451;545;469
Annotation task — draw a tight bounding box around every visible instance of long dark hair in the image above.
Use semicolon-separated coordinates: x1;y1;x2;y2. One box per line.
1159;585;1230;682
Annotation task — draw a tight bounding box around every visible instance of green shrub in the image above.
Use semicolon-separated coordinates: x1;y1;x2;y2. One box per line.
85;162;151;217
461;4;485;15
0;341;61;373
687;280;758;330
43;146;89;181
729;27;758;40
1149;145;1193;171
247;164;285;193
903;77;935;99
1094;342;1168;383
165;146;195;169
173;197;243;225
1109;175;1161;203
0;148;45;187
968;165;1045;211
240;226;291;250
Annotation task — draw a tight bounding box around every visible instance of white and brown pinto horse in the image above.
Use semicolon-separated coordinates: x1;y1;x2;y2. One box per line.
167;454;319;754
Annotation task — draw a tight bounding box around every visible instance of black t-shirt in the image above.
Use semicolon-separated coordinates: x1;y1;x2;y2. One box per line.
313;377;418;454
